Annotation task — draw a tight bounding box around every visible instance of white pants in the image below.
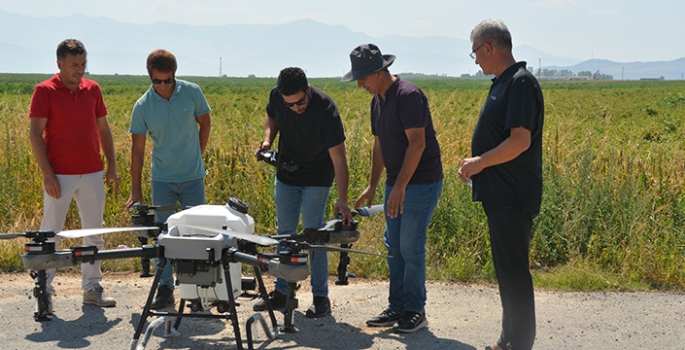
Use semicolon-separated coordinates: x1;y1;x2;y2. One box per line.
41;171;106;294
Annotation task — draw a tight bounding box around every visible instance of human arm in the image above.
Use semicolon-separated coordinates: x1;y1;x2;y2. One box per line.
125;133;147;209
255;116;279;157
354;136;385;210
29;117;61;199
96;116;119;195
328;142;353;224
458;126;531;183
385;127;425;219
196;113;211;155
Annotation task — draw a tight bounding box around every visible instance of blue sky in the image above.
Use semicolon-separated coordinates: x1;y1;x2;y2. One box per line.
0;0;682;63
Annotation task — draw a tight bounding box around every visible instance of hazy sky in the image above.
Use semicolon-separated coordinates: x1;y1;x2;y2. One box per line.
1;0;682;63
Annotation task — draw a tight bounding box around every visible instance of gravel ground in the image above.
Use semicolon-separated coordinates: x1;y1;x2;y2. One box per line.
0;271;683;350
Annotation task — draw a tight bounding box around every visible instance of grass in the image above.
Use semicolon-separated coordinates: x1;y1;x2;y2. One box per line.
2;74;685;292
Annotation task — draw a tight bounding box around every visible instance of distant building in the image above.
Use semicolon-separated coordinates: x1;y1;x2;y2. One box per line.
640;76;665;81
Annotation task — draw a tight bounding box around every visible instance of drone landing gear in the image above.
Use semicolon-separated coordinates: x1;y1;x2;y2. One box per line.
30;269;52;322
335;244;354;285
131;259;279;350
132;258;244;349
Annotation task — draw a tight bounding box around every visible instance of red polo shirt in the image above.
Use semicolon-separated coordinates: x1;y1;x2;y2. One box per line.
29;74;108;175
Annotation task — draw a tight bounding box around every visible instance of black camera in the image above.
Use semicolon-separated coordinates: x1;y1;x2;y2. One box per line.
257;150;298;172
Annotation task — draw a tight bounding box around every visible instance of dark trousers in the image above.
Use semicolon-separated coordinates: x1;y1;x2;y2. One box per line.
482;202;537;350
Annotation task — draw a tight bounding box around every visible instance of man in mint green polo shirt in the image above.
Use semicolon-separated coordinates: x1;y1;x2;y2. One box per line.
126;49;211;309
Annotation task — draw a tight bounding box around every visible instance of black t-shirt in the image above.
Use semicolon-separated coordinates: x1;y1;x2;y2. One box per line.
266;86;346;187
471;62;544;210
370;76;443;186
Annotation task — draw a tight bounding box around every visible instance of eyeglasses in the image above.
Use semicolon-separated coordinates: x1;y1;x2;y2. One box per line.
470;43;488;59
283;91;309;108
151;77;174;85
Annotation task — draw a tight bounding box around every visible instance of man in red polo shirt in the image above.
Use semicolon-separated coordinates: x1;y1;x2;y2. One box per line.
29;39;119;313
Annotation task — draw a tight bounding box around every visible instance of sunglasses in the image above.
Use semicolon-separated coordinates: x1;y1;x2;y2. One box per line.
151;77;174;85
283;91;309;108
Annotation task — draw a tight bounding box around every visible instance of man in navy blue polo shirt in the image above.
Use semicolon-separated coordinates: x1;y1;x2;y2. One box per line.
342;44;444;333
459;19;544;350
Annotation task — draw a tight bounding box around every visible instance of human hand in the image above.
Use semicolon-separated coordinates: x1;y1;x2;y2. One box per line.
458;156;483;184
335;199;353;224
105;168;119;195
43;173;61;199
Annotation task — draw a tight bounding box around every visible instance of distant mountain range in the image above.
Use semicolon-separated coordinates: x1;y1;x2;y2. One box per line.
0;10;683;79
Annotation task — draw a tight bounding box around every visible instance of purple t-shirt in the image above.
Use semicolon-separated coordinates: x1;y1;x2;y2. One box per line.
370;76;443;186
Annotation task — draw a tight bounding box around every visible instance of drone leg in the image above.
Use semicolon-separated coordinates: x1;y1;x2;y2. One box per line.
172;297;185;331
222;261;244;350
253;266;278;329
30;270;52;322
138;237;153;278
335;244;352;285
281;282;298;333
132;258;166;347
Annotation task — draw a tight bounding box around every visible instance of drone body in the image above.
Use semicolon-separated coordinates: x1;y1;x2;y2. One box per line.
162;203;253;302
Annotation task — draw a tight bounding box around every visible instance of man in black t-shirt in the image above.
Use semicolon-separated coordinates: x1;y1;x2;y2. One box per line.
253;67;353;318
458;19;544;350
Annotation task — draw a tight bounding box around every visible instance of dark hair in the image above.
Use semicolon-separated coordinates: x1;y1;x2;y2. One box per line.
146;49;177;77
277;67;308;96
56;39;86;61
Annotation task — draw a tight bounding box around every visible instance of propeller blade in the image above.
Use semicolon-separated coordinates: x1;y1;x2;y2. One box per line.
128;203;190;212
57;227;160;239
174;224;278;246
353;204;384;217
0;233;25;240
152;205;190;212
320;219;339;231
306;244;389;257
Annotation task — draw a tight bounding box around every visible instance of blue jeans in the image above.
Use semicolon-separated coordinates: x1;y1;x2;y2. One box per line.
152;178;206;290
273;178;330;297
384;179;442;314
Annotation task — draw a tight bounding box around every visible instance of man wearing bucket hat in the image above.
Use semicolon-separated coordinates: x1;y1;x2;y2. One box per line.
343;44;443;333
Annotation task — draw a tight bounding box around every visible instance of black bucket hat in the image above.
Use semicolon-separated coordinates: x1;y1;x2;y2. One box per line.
341;43;396;82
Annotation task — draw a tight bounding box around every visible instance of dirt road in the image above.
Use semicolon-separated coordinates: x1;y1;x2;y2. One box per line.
0;272;683;349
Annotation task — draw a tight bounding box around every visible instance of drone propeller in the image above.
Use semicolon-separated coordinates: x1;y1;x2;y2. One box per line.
129;203;191;212
353;204;384;217
57;227;161;239
173;224;279;246
0;233;26;240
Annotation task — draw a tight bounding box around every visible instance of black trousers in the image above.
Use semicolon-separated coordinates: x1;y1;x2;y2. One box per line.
482;202;537;350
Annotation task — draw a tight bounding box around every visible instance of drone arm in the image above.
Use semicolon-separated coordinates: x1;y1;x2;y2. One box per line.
22;246;162;271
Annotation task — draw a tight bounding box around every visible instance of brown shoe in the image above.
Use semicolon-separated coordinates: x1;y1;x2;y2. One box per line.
83;287;116;307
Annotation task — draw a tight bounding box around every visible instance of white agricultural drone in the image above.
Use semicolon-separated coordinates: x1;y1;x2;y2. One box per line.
1;197;384;350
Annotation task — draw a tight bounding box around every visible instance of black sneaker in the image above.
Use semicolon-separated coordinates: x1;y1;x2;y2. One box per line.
150;286;174;310
394;311;428;333
253;290;287;311
366;309;403;327
305;296;331;318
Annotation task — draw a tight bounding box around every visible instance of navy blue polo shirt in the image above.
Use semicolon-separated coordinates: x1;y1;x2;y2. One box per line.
370;76;443;186
471;62;544;210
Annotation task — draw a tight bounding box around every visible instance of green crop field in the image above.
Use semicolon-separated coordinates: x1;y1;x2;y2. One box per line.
1;73;685;291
